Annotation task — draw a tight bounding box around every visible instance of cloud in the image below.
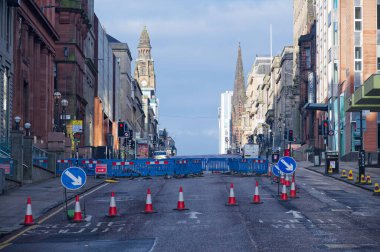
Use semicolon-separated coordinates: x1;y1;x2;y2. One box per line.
94;0;293;155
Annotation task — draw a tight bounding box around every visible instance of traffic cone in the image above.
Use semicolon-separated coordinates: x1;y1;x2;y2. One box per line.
341;169;347;178
143;188;156;213
226;183;238;206
252;181;263;204
289;176;297;198
280;184;288;201
174;186;188;211
360;174;366;184
285;174;291;187
328;165;333;174
24;197;34;225
280;173;285;185
347;170;353;180
73;195;83;222
373;183;380;196
355;175;360;184
366;175;372;185
107;192;118;217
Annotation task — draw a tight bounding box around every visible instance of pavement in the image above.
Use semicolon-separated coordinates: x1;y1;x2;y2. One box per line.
0;176;105;237
299;160;380;192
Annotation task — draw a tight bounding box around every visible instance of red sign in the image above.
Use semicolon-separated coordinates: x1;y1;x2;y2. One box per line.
95;164;107;174
284;149;291;157
0;163;10;174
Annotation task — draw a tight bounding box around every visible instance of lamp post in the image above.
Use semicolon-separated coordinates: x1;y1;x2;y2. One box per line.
61;99;68;136
53;91;61;132
24;123;31;136
14;116;21;130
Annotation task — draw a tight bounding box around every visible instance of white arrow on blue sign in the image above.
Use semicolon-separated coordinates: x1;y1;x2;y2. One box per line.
278;157;297;174
272;164;281;177
61;167;87;190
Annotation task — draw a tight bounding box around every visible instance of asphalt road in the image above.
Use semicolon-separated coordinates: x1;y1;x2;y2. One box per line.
2;167;380;252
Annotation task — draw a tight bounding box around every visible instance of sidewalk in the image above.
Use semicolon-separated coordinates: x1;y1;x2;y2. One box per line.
298;160;380;192
0;177;105;237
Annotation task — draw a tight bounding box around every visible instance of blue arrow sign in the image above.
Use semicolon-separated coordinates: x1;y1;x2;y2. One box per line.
272;164;281;177
61;167;87;190
278;157;297;174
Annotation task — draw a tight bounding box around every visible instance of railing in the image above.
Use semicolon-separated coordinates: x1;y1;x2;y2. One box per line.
32;146;48;158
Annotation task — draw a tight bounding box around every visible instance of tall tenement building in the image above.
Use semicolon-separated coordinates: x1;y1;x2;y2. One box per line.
218;91;233;154
231;44;247;153
316;0;379;160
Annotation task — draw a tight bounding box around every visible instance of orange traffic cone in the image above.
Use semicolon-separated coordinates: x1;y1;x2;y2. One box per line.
24;197;34;225
226;183;238;206
143;188;156;213
285;174;291;186
73;195;83;222
174;186;188;211
107;192;118;217
289;176;297;198
252;181;263;204
280;184;288;201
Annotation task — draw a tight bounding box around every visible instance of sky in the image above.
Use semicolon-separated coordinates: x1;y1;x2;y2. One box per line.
95;0;293;155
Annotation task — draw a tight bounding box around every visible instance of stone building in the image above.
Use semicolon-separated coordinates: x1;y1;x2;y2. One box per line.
0;0;15;152
12;0;59;144
218;91;233;154
244;57;271;153
54;0;95;148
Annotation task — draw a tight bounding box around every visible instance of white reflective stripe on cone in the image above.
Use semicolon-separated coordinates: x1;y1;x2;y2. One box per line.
26;204;32;215
230;188;235;198
146;194;152;204
179;191;184;202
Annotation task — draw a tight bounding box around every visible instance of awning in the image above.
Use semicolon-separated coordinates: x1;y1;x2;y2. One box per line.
303;103;328;111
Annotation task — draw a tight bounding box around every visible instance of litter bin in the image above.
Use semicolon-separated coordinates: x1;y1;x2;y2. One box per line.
272;151;279;163
314;150;321;166
325;151;339;174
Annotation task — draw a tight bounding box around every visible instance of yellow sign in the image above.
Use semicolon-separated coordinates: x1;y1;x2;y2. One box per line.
72;120;83;133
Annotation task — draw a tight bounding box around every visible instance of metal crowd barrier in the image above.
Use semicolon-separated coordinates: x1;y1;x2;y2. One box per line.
55;157;268;177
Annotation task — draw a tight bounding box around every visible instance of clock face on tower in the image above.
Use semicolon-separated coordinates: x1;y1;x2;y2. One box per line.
141;80;147;87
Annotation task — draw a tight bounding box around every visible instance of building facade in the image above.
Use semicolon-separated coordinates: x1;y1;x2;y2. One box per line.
0;0;15;152
218;91;233;154
231;44;247;153
12;0;58;144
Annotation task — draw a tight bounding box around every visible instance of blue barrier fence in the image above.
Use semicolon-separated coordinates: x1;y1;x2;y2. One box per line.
33;157;48;170
55;157;268;177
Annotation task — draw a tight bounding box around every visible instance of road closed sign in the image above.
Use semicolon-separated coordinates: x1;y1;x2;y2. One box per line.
95;164;107;174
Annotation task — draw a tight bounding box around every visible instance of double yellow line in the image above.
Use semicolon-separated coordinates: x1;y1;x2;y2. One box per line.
0;183;110;250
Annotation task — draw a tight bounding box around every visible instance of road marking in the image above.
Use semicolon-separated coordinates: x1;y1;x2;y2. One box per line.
73;228;85;234
286;210;303;219
177;220;187;224
90;228;98;233
0;182;110;250
58;229;69;234
332;199;337;201
108;222;114;227
102;228;109;233
186;211;202;219
346;206;352;209
259;219;264;223
117;227;123;232
148;238;158;252
317;219;324;223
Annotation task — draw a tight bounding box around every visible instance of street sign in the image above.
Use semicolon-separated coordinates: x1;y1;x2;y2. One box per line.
0;163;10;174
328;130;334;136
72;120;83;133
95;164;107;174
124;131;129;138
74;132;81;140
272;164;281;177
278;156;297;174
61;167;87;190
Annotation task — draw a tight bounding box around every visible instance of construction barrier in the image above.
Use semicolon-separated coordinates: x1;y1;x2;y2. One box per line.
55;157;268;177
32;157;48;170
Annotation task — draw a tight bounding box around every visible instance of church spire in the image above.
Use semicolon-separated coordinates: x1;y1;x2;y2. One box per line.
138;26;151;49
232;43;246;105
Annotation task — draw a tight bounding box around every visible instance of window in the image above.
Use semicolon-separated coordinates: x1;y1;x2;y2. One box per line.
354;47;362;71
305;47;311;68
333;22;338;46
333;0;338;9
378;4;380;29
378;58;380;71
355;7;362;31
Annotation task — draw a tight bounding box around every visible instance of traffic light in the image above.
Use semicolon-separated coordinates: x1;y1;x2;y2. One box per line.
122;138;127;147
131;140;135;149
323;120;329;135
284;130;288;140
118;122;125;137
288;130;294;142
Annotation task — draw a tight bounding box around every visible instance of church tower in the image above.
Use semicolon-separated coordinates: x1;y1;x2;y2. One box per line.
231;43;247;153
134;26;156;93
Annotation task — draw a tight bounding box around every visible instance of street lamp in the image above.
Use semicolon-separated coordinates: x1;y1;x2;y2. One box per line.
14;116;21;130
53;91;61;131
24;123;31;136
61;98;68;136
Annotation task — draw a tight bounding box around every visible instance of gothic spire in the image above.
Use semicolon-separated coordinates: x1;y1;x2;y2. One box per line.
138;26;151;49
232;43;246;105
